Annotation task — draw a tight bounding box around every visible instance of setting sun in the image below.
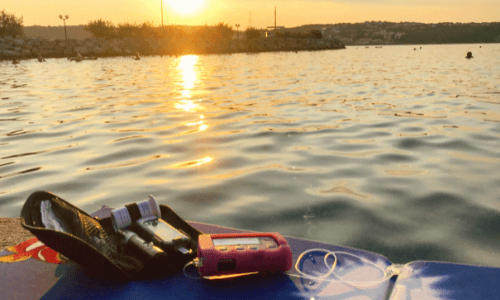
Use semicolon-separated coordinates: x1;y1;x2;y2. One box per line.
165;0;205;14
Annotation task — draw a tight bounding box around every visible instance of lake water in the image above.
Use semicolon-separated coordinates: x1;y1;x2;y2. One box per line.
1;44;500;268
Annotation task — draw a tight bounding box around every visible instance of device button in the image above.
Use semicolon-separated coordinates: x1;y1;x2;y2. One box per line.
217;246;228;251
236;246;245;251
249;246;259;250
266;244;278;249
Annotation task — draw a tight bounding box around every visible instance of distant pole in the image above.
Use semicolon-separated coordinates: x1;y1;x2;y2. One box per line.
161;0;163;26
235;24;240;39
266;7;283;36
59;15;69;41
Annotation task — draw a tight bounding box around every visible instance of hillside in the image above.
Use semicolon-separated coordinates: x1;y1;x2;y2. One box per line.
23;22;500;45
290;22;500;45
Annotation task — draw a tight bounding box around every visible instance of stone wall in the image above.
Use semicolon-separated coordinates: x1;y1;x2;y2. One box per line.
232;37;345;53
0;35;345;59
0;35;140;59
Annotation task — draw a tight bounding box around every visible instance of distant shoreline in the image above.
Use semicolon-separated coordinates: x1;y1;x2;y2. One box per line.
4;20;499;60
22;22;500;45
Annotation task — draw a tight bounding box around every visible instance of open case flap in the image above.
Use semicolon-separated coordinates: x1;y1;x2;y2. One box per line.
20;191;202;279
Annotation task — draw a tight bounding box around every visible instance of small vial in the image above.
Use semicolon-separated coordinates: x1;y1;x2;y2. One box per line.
110;195;161;231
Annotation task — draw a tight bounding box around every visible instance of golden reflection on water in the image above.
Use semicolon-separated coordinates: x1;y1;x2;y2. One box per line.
144;179;170;185
209;164;305;180
448;151;500;163
175;55;201;111
179;55;198;98
168;156;213;169
175;55;209;133
384;169;427;176
176;100;200;111
172;55;213;165
331;150;384;157
319;182;373;202
382;164;427;176
85;155;166;171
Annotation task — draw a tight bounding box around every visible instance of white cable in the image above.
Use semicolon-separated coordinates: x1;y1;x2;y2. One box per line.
183;261;203;280
287;249;394;290
293;248;338;279
322;251;391;288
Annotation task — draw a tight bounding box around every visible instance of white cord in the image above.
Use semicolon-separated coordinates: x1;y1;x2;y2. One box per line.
183;261;203;280
293;248;338;279
287;249;394;290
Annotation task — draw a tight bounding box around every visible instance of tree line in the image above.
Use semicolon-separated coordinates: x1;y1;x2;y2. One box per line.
83;19;234;40
1;9;312;43
0;10;263;41
82;19;268;42
0;10;24;37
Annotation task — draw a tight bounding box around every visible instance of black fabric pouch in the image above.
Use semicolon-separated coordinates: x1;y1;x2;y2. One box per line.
20;191;202;279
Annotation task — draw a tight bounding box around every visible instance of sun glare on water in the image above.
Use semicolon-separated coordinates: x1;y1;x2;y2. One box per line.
166;0;205;14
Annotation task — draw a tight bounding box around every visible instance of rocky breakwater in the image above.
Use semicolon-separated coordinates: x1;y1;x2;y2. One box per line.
0;35;141;59
1;35;345;59
190;37;345;54
227;37;344;53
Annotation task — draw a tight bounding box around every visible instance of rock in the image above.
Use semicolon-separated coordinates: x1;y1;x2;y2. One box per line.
93;47;104;54
28;40;39;47
54;48;65;56
13;38;25;47
2;49;21;57
100;40;110;49
40;49;54;56
41;46;53;52
54;45;64;54
111;46;122;54
73;46;89;55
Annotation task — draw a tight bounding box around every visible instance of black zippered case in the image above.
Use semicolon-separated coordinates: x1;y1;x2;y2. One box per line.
20;191;202;279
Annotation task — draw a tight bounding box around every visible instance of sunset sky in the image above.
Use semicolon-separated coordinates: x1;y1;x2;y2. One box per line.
4;0;499;29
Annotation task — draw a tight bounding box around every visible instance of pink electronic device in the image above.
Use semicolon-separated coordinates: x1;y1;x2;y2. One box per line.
196;232;293;277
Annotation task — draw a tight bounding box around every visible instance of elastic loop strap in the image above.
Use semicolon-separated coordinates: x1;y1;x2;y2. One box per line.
125;203;142;223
